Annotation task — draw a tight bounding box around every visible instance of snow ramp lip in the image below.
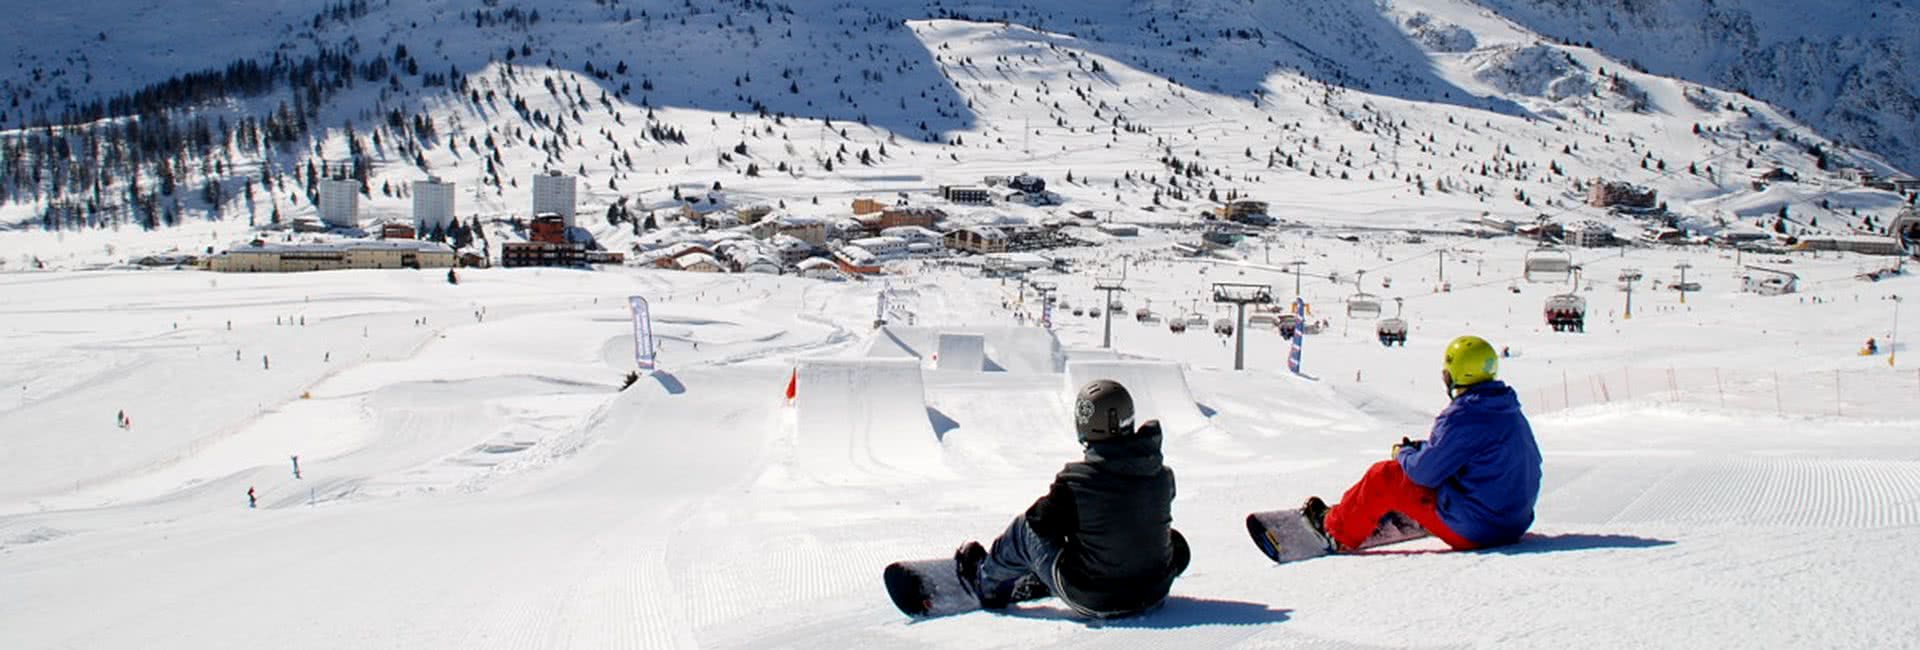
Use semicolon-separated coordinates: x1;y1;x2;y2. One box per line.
1065;360;1210;435
793;358;948;482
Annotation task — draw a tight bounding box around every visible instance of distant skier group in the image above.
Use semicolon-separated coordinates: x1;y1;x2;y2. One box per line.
927;334;1542;620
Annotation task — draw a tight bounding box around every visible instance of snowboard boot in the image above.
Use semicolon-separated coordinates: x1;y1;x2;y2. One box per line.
1302;496;1341;553
954;541;1006;608
1006;573;1051;604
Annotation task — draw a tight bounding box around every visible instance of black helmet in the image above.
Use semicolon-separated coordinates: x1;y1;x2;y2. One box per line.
1074;379;1135;443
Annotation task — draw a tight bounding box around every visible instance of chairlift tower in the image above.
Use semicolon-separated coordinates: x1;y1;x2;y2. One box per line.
1212;282;1275;370
1674;262;1693;304
1094;276;1126;348
1620;268;1644;319
1285;259;1309;298
1031;280;1058;330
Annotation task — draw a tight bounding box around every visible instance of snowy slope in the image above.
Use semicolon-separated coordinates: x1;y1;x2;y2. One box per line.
1473;0;1920;172
2;233;1918;647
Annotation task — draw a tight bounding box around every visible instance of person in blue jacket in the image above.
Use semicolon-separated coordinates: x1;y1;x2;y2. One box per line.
1307;335;1543;550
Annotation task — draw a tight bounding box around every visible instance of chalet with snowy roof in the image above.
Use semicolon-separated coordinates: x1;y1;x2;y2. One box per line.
795;257;848;281
944;226;1009;254
859;207;945;232
770;234;818;264
847;236;910;260
774;214;829;246
834;246;884;275
880;226;944;246
671;253;726;273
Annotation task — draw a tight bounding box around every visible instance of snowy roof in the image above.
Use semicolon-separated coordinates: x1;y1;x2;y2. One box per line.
796;257;838;270
839;246;878;263
226;240;454;255
676;253;722;268
949;225;1008;240
777;214;827;226
849;236;907;249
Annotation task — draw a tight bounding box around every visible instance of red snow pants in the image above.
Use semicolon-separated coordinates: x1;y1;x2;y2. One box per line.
1324;460;1478;551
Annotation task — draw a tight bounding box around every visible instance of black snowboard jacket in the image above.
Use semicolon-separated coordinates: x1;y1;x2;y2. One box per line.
1024;421;1187;616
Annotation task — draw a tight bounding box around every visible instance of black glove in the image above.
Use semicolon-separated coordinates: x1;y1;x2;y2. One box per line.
1391;436;1425;458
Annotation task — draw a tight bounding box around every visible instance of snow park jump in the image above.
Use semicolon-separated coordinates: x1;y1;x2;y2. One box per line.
1065;360;1210;435
793;357;947;483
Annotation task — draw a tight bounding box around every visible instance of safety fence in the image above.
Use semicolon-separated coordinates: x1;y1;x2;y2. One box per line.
1526;366;1920;420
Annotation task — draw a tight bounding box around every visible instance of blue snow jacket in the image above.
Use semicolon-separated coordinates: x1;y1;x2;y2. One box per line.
1395;380;1542;547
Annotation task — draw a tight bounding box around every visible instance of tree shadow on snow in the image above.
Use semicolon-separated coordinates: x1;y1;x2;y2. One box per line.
927;407;960;441
1002;596;1290;628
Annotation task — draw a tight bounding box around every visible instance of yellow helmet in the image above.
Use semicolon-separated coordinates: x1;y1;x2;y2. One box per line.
1442;335;1499;396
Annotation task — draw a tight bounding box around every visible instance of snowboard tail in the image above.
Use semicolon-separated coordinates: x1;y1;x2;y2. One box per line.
1246;506;1428;564
884;554;1052;618
884;558;978;618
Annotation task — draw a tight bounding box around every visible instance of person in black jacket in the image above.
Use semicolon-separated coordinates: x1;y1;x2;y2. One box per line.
955;379;1190;618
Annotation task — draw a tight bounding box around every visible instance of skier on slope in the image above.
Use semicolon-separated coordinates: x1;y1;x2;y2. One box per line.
1305;335;1542;551
954;379;1190;618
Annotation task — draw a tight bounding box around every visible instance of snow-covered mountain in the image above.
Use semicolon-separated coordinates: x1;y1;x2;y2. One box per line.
0;0;1912;264
1477;0;1920;173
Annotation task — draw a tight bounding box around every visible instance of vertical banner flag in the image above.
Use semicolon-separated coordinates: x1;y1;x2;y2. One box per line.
1042;297;1054;330
629;296;656;370
1287;297;1306;374
876;285;891;323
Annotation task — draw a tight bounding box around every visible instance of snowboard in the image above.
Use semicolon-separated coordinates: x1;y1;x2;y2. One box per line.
1245;505;1429;564
883;557;1050;618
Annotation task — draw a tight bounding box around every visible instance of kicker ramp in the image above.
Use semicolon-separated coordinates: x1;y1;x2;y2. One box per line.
1065;361;1210;435
935;333;987;372
861;326;1064;373
795;358;945;481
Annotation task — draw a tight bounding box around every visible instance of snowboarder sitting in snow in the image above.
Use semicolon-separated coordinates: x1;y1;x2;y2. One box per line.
1308;335;1542;551
956;379;1190;618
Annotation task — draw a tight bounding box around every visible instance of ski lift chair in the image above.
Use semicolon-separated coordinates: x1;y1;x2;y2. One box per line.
1544;294;1587;333
1524;248;1574;283
1276;313;1302;339
1347;291;1383;319
1376;318;1409;346
1212;318;1236;336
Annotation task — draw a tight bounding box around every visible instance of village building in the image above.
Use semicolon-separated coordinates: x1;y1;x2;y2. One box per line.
210;240;456;273
1586;180;1659;209
939;185;992;205
944;226;1010;254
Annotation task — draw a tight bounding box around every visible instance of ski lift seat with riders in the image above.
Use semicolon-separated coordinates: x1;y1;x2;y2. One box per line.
1213;318;1235;336
1276;313;1303;338
1545;294;1587;333
1375;298;1408;346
